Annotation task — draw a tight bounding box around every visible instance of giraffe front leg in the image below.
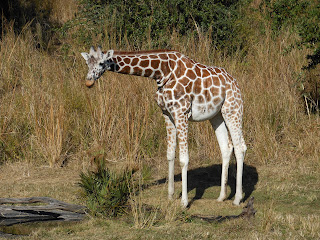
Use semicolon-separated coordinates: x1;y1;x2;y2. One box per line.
164;114;177;200
175;114;189;208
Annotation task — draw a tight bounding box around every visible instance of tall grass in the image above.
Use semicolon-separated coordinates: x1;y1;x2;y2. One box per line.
0;1;318;171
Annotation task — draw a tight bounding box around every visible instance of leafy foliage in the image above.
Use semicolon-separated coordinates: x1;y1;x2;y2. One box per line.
0;0;59;49
263;0;320;69
79;160;133;217
59;0;250;50
263;0;309;31
263;0;320;112
297;3;320;70
297;2;320;112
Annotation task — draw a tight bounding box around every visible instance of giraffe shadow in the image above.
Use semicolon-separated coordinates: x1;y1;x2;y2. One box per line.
154;163;258;207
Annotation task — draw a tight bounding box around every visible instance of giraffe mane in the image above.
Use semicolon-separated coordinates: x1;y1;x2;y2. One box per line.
108;49;179;56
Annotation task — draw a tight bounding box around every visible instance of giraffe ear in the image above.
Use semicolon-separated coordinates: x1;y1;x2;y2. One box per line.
97;46;103;58
89;46;95;55
103;50;114;61
81;52;89;61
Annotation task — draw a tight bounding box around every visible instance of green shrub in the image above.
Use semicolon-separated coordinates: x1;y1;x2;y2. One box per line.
263;0;320;69
297;3;320;70
298;3;320;112
59;0;250;51
263;0;309;31
263;0;320;112
79;159;133;217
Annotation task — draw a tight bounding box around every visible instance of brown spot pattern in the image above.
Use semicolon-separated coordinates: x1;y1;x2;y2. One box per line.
193;79;202;94
203;78;212;89
159;54;168;60
154;70;162;79
123;58;131;64
131;58;139;66
214;68;221;73
145;68;153;76
203;89;211;102
140;60;149;68
121;66;131;74
167;80;176;89
202;69;210;78
116;56;122;62
151;60;160;69
133;67;143;75
186;69;196;80
179;77;189;86
218;74;226;85
185;82;193;93
161;61;170;76
169;60;176;71
194;66;201;76
213;97;222;105
198;95;204;103
177;60;186;78
210;86;220;96
212;76;220;86
174;83;184;99
168;54;177;60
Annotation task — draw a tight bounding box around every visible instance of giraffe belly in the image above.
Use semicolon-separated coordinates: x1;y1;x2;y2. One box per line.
189;103;222;122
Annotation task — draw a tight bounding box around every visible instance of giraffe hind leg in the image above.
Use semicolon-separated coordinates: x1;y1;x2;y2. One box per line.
221;111;247;205
210;113;233;202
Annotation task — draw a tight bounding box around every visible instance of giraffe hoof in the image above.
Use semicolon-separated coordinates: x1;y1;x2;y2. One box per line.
232;199;241;206
181;199;188;208
216;197;226;202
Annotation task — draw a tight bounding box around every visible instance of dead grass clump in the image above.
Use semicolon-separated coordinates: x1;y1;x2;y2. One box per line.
33;103;65;167
0;24;77;165
237;30;311;165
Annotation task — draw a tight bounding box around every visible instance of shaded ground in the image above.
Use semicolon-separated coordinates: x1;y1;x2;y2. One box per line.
155;163;258;206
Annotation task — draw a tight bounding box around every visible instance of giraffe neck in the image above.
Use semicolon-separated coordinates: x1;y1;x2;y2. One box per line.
106;50;183;88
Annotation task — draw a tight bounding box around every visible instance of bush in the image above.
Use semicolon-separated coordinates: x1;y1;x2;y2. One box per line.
59;0;250;51
0;0;59;49
263;0;309;31
263;0;320;112
79;159;133;217
263;0;319;68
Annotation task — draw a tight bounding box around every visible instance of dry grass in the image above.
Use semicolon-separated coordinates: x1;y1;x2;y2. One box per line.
1;15;317;167
0;0;319;238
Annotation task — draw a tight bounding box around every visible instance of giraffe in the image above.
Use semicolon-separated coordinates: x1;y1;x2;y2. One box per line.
81;46;247;207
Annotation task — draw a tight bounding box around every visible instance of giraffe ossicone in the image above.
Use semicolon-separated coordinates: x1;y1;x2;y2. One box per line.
81;47;247;207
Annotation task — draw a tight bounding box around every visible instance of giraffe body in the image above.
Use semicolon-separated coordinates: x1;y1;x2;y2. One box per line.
81;47;246;207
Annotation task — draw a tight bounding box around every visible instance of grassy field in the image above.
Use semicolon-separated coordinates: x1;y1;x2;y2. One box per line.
0;156;319;239
0;0;320;239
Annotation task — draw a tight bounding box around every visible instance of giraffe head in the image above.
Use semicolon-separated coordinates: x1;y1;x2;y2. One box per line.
81;46;114;87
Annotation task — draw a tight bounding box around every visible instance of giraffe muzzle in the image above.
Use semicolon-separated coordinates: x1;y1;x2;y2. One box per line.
85;79;95;88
